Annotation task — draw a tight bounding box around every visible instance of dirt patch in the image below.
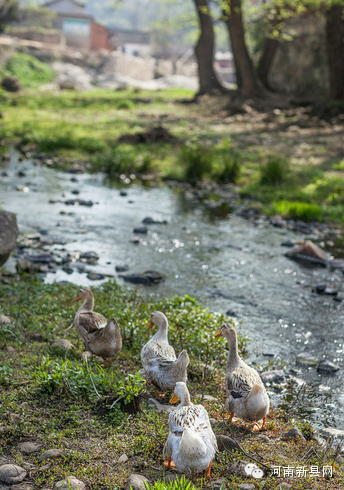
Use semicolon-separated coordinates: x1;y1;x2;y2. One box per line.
118;125;178;144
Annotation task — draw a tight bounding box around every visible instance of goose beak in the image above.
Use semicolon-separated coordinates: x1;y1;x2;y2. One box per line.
147;320;154;330
214;330;223;338
72;296;81;302
169;394;179;404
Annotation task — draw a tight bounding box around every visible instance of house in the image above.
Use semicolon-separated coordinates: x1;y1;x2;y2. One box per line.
114;30;151;57
44;0;113;50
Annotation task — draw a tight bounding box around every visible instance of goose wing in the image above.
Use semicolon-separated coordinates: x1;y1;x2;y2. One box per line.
142;340;176;364
226;365;262;399
77;312;107;333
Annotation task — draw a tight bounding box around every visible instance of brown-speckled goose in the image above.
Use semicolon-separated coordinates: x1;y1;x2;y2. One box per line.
73;288;107;338
215;323;269;431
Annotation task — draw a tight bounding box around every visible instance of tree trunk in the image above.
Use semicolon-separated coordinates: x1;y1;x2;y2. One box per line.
193;0;226;95
325;5;344;100
258;36;279;90
222;0;265;97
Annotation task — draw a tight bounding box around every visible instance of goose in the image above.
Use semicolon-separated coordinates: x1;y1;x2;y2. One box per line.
140;311;189;391
215;323;269;431
163;382;217;478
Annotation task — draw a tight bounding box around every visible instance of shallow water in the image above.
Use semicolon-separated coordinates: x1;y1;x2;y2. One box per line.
1;151;343;430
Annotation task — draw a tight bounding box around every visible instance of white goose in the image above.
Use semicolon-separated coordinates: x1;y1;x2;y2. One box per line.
215;323;269;431
163;382;217;478
140;311;189;391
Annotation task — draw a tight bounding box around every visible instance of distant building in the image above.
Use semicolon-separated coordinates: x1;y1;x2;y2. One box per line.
114;30;151;57
44;0;113;50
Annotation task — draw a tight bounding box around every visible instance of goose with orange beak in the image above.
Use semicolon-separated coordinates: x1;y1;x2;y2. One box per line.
215;323;269;431
140;311;189;391
163;382;217;478
72;288;122;357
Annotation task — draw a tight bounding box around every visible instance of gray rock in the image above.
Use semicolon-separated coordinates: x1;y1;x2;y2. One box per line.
319;427;344;440
23;254;55;264
0;464;27;484
87;272;105;281
115;265;129;272
11;484;34;490
0;211;19;266
142;217;166;225
239;485;255;490
120;270;164;285
216;435;240;452
52;339;74;350
227;460;251;477
119;454;128;463
285;241;329;267
0;315;11;324
317;360;340;373
275;484;292;490
133;227;148;234
53;476;86;490
164;473;194;488
39;449;64;461
255;435;270;443
296;352;319;366
17;442;42;454
212;479;225;490
260;370;286;384
80;251;99;263
125;474;149;490
282;427;305;440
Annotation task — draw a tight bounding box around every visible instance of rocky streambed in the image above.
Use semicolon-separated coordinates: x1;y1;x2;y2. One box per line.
1;149;344;432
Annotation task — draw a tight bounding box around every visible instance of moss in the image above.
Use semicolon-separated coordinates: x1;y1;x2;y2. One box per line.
0;53;55;87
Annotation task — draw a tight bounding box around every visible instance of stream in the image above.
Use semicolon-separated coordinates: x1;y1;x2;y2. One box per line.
1;150;343;431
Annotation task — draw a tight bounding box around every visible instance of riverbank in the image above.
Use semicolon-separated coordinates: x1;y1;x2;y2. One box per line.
0;276;343;490
1;88;344;225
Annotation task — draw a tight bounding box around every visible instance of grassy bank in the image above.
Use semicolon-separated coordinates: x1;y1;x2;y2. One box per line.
1;87;344;223
0;275;343;489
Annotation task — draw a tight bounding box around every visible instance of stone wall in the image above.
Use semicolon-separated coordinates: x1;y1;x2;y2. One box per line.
6;27;65;46
268;12;329;97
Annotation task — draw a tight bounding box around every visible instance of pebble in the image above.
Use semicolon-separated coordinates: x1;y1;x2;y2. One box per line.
0;465;27;484
317;360;340;373
239;485;255;490
296;352;319;366
212;479;225;490
119;454;129;463
80;251;99;263
133;227;148;234
119;190;127;196
115;265;129;272
255;435;270;443
282;427;305;440
0;315;11;324
39;449;64;461
120;270;164;285
227;460;252;477
52;339;74;350
17;442;42;454
30;333;44;342
53;476;86;490
260;370;285;384
125;474;149;490
276;484;292;490
87;272;105;281
11;485;33;490
5;346;16;354
64;199;93;207
142;217;166;225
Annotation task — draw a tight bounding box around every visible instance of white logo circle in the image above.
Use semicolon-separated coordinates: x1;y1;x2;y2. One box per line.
245;463;263;478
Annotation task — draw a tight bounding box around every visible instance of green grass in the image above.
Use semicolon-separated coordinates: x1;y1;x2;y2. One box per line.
1;87;344;224
0;53;55;88
0;275;343;490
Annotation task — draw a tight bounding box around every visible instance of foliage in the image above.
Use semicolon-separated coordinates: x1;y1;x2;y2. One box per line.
31;355;146;402
181;142;214;184
271;200;322;221
0;0;18;33
260;155;289;185
144;476;198;490
0;53;55;87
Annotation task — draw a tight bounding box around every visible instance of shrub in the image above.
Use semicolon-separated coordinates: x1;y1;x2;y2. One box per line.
0;54;54;88
272;200;322;221
260;156;289;186
181;142;214;184
216;152;241;184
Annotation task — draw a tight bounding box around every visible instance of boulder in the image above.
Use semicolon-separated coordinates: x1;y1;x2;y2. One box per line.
120;270;165;285
53;476;86;490
285;240;329;267
125;474;149;490
39;449;64;461
17;442;42;454
0;464;27;484
0;211;19;266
